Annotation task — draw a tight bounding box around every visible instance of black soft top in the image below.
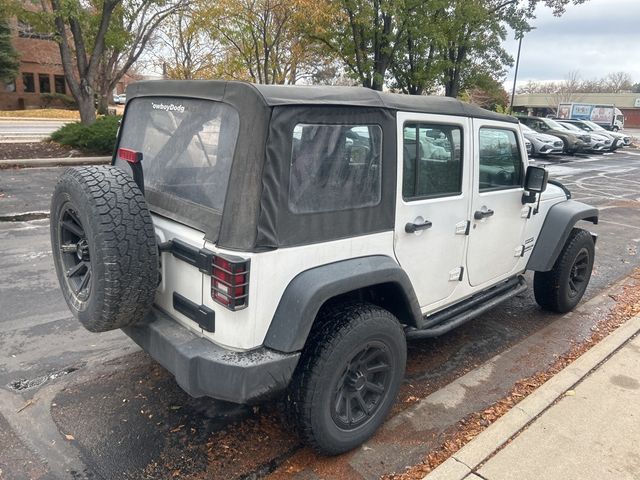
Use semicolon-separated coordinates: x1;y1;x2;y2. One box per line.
126;80;517;123
123;80;518;251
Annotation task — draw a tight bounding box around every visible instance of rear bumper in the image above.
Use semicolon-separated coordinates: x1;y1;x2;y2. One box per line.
123;307;301;404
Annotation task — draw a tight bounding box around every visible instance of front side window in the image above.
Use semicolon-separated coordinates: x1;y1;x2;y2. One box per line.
478;128;523;191
402;123;462;200
288;124;382;214
116;97;240;213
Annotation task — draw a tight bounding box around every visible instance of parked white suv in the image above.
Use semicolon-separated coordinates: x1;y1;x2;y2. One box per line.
51;81;598;455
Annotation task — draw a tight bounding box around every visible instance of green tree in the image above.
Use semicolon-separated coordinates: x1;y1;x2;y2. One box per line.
438;0;588;98
198;0;332;84
313;0;414;91
0;20;19;84
319;0;588;95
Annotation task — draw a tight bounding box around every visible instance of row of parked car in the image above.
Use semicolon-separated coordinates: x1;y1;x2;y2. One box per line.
518;116;631;157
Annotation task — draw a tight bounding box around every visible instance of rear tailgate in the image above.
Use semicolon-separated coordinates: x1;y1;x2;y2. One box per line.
152;214;205;336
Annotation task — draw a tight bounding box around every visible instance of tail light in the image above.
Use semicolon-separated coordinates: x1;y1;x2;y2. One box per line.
118;148;142;163
211;255;250;311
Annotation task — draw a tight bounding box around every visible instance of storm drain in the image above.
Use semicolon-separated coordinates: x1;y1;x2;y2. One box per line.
8;365;82;391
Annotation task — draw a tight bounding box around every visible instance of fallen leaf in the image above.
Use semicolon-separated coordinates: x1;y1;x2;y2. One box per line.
16;398;37;413
65;434;75;441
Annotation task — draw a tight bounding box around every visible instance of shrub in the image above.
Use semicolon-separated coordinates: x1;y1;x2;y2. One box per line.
51;115;121;154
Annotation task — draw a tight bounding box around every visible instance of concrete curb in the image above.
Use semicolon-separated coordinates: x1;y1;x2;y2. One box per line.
0;157;110;168
424;313;640;480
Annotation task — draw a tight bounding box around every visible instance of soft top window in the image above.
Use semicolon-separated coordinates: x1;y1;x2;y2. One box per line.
288;124;382;214
116;97;239;213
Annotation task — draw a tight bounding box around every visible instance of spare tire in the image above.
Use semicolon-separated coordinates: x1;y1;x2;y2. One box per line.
50;165;158;332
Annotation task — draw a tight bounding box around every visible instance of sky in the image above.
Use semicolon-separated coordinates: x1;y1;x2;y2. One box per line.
502;0;640;90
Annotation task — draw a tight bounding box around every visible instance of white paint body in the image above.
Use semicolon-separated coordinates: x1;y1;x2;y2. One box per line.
151;112;568;352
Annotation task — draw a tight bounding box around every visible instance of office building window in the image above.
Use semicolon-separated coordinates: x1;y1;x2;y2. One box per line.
39;74;51;93
54;75;66;94
23;73;35;93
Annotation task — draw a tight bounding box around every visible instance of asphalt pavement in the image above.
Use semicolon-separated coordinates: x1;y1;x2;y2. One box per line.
0;150;639;479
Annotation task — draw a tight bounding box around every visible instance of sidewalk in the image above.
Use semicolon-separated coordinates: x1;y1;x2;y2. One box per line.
426;314;640;480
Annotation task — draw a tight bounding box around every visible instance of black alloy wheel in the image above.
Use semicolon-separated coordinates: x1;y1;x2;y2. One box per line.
568;248;590;299
331;341;392;430
57;204;92;302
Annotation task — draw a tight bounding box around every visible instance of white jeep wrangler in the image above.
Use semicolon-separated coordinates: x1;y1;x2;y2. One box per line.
51;81;598;455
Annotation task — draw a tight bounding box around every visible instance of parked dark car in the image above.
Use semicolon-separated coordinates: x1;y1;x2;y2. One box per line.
518;116;588;154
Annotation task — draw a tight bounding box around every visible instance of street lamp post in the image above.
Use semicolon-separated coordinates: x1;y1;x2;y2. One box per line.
509;34;523;115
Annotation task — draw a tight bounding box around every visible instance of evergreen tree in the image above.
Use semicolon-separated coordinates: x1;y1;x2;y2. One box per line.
0;20;19;84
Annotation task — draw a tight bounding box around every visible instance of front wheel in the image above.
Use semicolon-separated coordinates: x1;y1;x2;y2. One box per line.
290;303;406;455
534;228;595;313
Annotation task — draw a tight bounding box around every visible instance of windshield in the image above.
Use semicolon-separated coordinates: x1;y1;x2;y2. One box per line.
115;97;239;213
543;118;564;130
559;122;582;132
584;120;606;131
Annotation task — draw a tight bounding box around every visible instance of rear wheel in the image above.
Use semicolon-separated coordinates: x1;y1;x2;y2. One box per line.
290;303;406;455
534;228;594;313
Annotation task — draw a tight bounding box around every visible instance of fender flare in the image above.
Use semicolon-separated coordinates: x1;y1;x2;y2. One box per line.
263;255;422;353
526;200;599;272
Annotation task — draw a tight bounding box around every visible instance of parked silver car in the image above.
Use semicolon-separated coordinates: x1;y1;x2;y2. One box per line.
519;123;564;156
561;119;629;149
558;121;611;152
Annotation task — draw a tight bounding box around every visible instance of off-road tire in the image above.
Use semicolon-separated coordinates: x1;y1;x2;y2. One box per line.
51;165;158;332
533;228;594;313
289;302;406;455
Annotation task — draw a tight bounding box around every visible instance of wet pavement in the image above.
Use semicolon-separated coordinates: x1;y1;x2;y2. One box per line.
0;150;639;479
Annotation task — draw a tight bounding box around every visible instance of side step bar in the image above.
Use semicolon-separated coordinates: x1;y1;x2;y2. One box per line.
405;276;528;340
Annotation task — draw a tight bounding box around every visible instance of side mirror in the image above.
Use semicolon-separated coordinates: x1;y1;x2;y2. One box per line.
522;166;548;205
524;166;548;193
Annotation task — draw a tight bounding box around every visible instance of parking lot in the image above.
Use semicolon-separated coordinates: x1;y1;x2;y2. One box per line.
1;149;639;479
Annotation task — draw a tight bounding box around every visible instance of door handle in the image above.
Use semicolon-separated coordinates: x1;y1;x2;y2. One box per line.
405;220;433;233
474;209;495;220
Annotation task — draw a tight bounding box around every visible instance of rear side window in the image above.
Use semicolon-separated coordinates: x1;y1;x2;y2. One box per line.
478;128;523;191
403;123;462;200
288;124;382;214
116;97;239;213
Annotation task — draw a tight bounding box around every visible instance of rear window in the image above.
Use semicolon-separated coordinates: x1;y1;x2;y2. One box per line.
288;124;382;214
116;97;239;213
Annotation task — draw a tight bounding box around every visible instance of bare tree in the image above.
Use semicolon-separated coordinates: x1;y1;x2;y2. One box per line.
152;9;221;80
46;0;120;124
604;71;633;93
95;0;188;114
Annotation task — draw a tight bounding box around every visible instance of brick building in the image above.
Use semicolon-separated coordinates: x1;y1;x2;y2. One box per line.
0;19;70;110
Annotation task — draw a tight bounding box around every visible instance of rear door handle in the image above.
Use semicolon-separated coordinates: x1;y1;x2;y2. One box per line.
405;220;433;233
474;209;495;220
